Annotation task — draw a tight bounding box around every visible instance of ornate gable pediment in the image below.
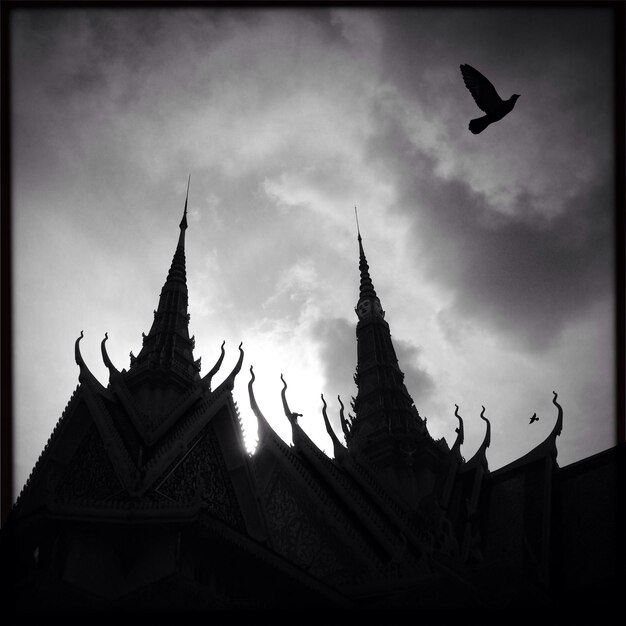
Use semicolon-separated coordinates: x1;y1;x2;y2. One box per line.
16;366;264;538
153;420;245;530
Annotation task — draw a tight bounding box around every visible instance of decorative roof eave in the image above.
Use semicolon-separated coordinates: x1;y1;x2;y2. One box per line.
280;374;303;446
321;394;348;462
450;404;465;462
491;391;564;477
464;406;491;471
46;498;206;522
247;365;277;446
247;366;321;466
201;340;226;391
74;331;110;397
100;332;121;382
338;395;353;444
211;342;244;395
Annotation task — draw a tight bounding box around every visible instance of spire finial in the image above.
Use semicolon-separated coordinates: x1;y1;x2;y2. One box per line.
179;174;190;232
355;205;361;241
354;206;378;307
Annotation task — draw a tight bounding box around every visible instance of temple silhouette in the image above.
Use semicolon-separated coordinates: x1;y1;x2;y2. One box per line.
1;186;622;618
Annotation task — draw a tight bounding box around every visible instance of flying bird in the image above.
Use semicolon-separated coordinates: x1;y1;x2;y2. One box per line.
460;64;520;134
529;413;539;424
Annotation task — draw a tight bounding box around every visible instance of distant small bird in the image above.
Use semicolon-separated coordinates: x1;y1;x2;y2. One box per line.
529;413;539;424
460;64;520;134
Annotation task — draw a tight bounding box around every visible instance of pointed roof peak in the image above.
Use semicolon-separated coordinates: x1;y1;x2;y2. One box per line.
130;179;195;380
178;175;190;240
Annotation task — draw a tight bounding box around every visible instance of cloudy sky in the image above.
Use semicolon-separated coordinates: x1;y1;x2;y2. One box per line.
10;5;618;498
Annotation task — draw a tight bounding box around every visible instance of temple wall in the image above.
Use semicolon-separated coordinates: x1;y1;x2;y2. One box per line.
556;447;622;592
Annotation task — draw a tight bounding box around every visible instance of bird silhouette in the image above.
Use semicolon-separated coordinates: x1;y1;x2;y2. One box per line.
529;413;539;424
460;64;520;134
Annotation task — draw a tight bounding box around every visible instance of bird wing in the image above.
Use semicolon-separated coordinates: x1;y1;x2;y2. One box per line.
460;64;503;114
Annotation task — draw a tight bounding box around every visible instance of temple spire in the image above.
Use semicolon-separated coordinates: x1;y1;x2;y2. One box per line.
349;209;427;469
130;179;197;381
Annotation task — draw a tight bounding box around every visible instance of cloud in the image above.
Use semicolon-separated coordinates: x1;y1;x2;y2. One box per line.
393;338;436;403
374;7;614;217
311;317;356;403
363;99;614;353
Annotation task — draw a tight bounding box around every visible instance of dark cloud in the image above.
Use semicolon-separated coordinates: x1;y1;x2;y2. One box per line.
379;7;613;94
375;7;614;206
392;337;436;403
312;317;436;419
312;317;356;407
366;115;614;352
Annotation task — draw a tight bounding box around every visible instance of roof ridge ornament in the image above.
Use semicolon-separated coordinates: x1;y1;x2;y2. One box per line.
101;332;121;381
74;330;85;373
74;331;105;390
201;340;226;391
215;342;244;392
552;391;563;438
338;395;352;443
464;406;491;471
479;405;491;450
280;374;302;425
451;404;465;460
248;365;272;445
321;394;347;461
492;392;565;474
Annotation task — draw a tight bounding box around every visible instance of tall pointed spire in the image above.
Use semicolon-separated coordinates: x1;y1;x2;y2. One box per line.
350;209;427;469
129;179;198;383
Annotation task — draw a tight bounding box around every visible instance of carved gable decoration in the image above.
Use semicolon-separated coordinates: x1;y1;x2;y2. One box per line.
264;470;358;587
155;423;245;530
55;421;123;502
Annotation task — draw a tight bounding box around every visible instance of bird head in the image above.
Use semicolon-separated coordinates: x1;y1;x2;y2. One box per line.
511;94;521;105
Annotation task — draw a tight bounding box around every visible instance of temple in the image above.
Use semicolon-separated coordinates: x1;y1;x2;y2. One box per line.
1;189;622;617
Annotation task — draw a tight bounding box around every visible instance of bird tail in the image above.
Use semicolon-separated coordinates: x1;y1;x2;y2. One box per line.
469;116;490;134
